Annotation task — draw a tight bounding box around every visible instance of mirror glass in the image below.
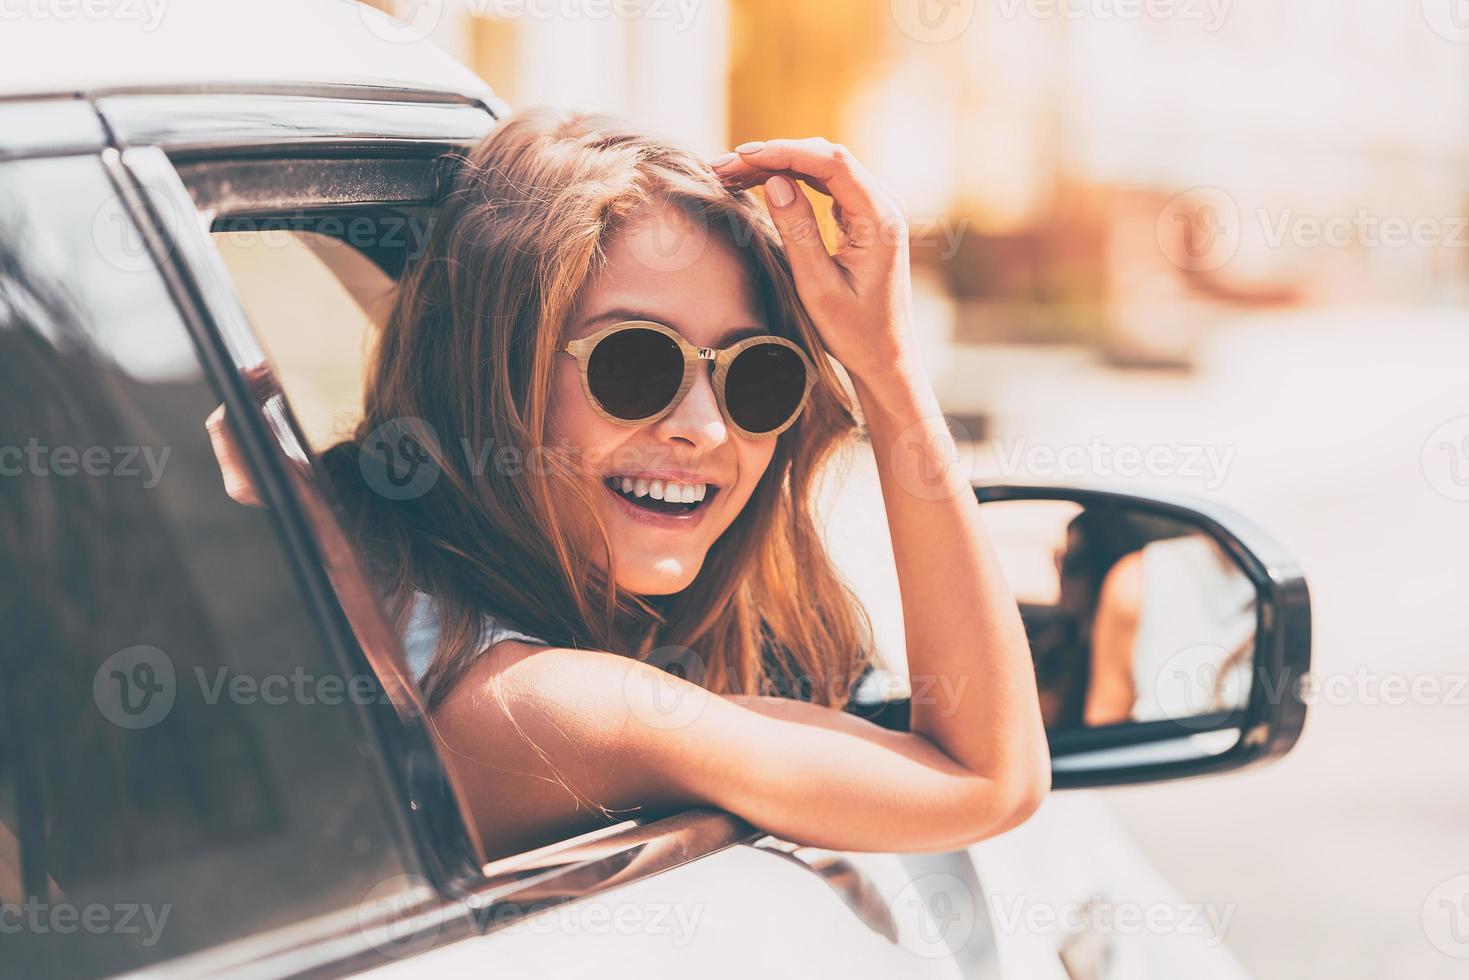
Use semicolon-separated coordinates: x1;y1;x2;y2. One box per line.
981;498;1259;770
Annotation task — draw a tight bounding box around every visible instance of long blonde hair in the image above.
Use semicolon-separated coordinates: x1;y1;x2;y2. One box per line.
322;106;872;709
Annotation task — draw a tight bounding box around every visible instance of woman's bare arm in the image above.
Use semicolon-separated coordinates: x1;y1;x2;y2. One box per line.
434;640;1044;858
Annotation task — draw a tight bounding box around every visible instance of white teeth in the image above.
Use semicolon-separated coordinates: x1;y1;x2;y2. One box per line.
607;477;713;505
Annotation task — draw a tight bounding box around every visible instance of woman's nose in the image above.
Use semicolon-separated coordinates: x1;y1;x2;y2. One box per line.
652;365;727;450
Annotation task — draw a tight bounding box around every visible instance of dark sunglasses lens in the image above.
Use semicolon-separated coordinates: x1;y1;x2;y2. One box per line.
724;342;809;434
586;328;685;421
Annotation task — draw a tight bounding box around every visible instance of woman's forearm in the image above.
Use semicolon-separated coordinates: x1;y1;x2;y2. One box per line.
851;365;1050;804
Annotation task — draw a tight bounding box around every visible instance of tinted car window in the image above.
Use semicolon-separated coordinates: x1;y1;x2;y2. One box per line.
211;228;390;451
0;156;430;977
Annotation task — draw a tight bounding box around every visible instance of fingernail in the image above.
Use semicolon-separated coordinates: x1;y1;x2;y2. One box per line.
708;152;737;168
735;140;765;154
765;175;795;208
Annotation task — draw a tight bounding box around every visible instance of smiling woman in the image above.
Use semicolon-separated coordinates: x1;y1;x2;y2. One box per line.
305;106;1050;860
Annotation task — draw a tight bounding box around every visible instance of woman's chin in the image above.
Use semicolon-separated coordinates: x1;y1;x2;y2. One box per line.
614;553;703;596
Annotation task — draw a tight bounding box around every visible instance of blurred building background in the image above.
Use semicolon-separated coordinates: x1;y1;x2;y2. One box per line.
364;0;1469;368
346;4;1469;977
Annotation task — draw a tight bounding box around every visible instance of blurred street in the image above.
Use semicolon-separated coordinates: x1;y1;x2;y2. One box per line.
826;309;1469;979
1054;313;1469;980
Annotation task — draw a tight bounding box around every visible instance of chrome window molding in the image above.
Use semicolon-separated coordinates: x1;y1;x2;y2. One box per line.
0;98;108;161
97;92;495;158
462;810;763;935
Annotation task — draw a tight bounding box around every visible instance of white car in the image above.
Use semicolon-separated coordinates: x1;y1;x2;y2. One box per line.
0;3;1309;978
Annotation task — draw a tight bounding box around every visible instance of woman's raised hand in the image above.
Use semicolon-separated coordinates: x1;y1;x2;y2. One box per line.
709;139;919;395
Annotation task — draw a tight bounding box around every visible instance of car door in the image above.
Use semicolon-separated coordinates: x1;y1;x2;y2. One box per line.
93;89;1012;979
0;113;480;980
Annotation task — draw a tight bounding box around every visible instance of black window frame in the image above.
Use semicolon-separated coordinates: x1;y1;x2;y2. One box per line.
109;144;489;890
0;138;481;978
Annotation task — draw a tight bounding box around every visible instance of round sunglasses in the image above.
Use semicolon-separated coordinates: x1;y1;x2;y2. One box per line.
558;320;818;439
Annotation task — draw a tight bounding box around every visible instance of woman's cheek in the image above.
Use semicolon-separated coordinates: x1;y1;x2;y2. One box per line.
727;438;777;518
546;364;595;446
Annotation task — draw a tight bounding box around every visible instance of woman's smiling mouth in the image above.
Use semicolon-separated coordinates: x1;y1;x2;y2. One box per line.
602;474;721;523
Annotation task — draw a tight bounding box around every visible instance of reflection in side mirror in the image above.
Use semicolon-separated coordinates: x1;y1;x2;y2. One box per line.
975;485;1311;788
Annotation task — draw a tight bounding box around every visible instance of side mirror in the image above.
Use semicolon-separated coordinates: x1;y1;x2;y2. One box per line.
974;484;1311;788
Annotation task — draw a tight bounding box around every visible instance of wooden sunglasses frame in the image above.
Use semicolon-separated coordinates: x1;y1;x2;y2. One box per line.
558;320;818;439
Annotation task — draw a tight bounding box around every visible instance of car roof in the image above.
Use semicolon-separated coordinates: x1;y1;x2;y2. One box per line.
0;0;498;105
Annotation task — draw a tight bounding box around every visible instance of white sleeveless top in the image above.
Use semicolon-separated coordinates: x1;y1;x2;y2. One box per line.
400;589;548;684
1128;535;1255;721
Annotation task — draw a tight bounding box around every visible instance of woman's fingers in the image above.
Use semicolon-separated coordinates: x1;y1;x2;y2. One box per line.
758;174;847;303
718;165;833;201
205;404;264;508
713;138;903;246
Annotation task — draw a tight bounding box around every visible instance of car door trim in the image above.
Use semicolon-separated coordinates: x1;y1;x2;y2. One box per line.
97;92;495;159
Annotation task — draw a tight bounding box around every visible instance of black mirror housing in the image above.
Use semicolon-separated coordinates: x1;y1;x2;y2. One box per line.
972;483;1311;790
